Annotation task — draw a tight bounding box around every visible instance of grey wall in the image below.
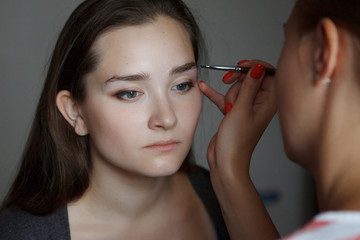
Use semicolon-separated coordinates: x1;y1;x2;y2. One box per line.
0;0;315;236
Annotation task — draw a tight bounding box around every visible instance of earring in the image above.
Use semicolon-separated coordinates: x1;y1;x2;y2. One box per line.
323;77;331;84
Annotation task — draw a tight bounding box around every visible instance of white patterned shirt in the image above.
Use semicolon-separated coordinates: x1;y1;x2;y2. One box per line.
284;211;360;240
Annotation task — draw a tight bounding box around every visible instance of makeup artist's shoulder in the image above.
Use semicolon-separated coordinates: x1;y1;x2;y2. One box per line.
0;206;70;240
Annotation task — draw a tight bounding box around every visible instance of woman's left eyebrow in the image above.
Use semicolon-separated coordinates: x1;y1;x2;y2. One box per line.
170;62;197;75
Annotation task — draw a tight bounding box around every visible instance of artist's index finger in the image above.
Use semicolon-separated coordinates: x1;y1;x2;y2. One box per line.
199;81;226;113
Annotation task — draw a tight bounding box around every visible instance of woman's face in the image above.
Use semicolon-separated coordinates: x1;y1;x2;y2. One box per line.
79;16;202;177
276;10;321;162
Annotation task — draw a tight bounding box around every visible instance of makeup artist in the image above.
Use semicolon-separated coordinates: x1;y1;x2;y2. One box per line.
200;0;360;239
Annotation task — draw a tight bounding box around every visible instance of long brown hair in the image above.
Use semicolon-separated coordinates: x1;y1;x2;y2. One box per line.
1;0;205;216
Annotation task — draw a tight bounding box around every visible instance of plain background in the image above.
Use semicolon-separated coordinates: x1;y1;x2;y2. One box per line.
0;0;316;236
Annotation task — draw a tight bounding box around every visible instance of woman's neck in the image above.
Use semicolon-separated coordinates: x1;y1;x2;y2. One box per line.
313;77;360;212
69;160;179;220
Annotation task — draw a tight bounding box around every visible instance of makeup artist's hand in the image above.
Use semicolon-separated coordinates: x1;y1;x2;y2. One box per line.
199;59;276;180
199;60;278;240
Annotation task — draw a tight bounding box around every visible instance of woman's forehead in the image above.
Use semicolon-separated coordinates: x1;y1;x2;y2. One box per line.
87;16;195;81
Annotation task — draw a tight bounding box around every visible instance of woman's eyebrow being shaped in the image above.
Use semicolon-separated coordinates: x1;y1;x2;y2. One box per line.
105;62;197;84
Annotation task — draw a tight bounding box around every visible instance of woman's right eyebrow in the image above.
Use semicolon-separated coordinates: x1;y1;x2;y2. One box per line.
105;72;150;84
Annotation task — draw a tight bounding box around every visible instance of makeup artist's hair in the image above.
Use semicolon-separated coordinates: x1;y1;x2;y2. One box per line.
1;0;205;215
294;0;360;71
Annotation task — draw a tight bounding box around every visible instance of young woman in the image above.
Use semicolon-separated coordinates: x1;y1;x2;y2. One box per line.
201;0;360;239
0;0;238;239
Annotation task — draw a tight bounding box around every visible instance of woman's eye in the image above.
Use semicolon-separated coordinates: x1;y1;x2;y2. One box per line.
172;82;194;93
115;90;141;100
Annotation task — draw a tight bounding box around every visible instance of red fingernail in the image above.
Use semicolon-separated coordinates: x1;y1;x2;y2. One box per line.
237;60;249;65
225;102;232;115
198;80;205;91
222;72;232;82
250;64;265;79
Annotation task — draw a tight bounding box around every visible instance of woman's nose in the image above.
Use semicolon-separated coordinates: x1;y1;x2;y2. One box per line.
148;96;177;130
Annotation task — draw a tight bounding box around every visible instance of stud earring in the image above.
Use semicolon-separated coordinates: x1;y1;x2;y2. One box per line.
323;77;331;84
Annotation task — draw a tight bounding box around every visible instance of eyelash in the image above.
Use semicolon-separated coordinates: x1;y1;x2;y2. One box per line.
114;90;142;101
172;81;194;93
114;81;195;101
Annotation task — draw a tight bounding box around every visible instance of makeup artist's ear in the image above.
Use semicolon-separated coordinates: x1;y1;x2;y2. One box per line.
313;18;339;85
56;90;89;136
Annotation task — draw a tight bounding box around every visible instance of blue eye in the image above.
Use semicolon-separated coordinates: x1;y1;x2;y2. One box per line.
115;90;141;100
173;82;194;93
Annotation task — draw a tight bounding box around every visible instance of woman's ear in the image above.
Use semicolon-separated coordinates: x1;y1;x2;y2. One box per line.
313;18;339;85
56;90;89;136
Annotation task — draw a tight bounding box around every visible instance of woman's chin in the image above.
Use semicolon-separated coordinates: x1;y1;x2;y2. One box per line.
143;160;183;178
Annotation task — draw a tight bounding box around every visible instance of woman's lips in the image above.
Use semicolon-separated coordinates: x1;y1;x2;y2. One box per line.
145;140;180;152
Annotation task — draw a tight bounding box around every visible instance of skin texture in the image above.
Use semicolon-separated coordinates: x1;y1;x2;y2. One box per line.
202;3;360;240
56;16;217;240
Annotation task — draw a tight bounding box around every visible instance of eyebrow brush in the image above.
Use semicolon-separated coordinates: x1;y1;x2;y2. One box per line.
200;65;276;75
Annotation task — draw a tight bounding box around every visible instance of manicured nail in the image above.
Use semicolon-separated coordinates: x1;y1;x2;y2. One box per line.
222;72;232;82
250;64;265;79
237;60;249;65
198;80;205;90
225;102;232;115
